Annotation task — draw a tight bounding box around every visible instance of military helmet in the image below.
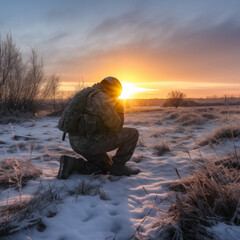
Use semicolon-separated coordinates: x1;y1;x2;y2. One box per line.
100;76;122;97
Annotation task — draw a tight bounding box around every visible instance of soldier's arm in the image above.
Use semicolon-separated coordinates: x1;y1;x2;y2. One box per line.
114;99;124;123
96;95;124;133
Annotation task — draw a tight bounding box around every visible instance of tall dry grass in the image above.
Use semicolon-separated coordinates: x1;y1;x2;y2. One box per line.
147;153;240;240
0;184;62;237
0;158;42;190
155;105;240;239
158;130;240;240
164;156;240;240
200;125;240;146
153;142;170;156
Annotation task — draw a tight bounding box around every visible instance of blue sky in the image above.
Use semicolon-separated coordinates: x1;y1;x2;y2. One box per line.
1;0;240;97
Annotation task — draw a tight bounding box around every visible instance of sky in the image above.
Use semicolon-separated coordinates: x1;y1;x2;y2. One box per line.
1;0;240;98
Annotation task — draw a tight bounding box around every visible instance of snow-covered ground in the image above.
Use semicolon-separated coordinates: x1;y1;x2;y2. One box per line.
1;106;240;240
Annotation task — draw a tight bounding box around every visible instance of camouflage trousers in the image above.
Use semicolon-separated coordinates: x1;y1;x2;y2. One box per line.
69;127;139;174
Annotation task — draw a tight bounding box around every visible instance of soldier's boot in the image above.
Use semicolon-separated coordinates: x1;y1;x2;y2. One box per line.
57;155;85;179
79;153;113;175
110;162;140;176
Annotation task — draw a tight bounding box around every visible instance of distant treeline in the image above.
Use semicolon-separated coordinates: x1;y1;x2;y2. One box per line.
125;97;240;107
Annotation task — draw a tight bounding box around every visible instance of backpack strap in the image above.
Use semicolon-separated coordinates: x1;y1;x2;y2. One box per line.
62;132;66;141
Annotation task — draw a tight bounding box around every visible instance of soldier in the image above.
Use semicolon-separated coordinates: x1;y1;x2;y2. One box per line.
57;76;140;179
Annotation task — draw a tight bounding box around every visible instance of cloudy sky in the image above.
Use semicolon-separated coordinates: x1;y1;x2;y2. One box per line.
1;0;240;98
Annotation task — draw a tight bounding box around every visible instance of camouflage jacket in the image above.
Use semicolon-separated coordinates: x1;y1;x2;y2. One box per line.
75;83;124;139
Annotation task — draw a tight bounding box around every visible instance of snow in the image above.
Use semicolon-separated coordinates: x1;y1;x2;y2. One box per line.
209;223;240;240
0;106;240;240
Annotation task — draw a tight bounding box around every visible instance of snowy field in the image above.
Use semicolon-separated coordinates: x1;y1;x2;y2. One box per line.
1;106;240;240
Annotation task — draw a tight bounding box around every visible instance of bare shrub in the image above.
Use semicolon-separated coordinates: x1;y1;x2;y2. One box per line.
46;79;85;116
0;158;42;189
0;34;60;114
0;34;21;96
46;98;69;116
164;91;186;108
153;142;170;156
200;125;240;146
159;157;240;240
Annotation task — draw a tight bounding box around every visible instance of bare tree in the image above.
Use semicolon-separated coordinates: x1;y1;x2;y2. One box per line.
0;33;60;114
22;49;44;107
0;34;22;107
41;74;61;112
165;90;186;108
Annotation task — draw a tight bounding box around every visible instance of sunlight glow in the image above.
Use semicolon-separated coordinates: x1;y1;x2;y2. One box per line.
119;83;153;99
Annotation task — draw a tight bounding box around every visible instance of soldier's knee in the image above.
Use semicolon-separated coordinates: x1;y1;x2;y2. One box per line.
130;128;139;140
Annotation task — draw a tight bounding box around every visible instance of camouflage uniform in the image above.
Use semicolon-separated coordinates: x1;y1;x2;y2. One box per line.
68;82;139;174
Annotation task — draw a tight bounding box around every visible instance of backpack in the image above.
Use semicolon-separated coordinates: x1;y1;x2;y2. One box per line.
58;87;94;140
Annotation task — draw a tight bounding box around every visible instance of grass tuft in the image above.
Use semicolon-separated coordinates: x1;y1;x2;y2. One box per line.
137;137;146;148
0;158;42;189
153;142;170;156
200;126;240;146
0;184;62;237
161;156;240;240
65;179;100;197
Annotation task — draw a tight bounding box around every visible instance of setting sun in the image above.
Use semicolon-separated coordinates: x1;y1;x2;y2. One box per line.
119;83;153;99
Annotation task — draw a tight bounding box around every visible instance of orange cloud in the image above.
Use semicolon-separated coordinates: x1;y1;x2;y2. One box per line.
45;16;240;98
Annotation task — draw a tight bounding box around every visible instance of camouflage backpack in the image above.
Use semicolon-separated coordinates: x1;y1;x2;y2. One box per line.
58;87;94;140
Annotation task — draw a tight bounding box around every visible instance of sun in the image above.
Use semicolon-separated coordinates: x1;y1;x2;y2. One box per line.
119;83;151;99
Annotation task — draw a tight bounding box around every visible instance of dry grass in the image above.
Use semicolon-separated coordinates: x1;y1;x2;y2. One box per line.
176;112;205;126
0;110;34;124
200;125;240;146
159;156;240;240
162;107;219;127
137;137;146;148
153;142;170;156
164;112;180;120
151;130;165;138
64;179;100;197
0;179;104;237
0;158;42;189
7;142;36;153
64;179;110;201
0;184;62;237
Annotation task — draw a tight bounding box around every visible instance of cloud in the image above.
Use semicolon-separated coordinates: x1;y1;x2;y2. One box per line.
2;0;240;97
42;32;70;45
43;7;80;24
150;17;240;82
39;7;240;86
